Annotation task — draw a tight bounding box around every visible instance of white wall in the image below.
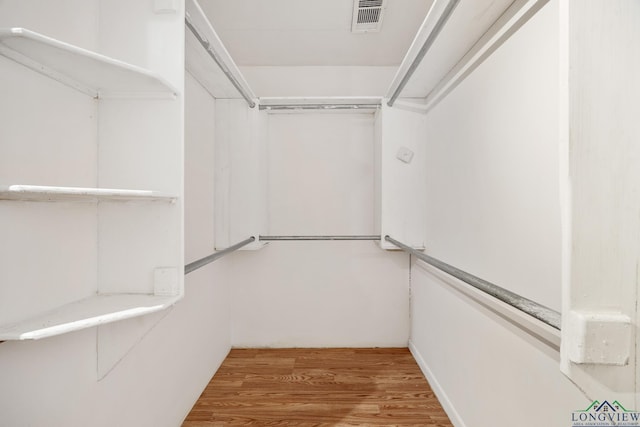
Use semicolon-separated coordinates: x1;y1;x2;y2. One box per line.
0;50;99;325
376;105;428;249
240;66;397;97
409;1;589;426
213;99;268;249
185;72;217;262
231;112;410;347
0;63;232;427
0;261;233;427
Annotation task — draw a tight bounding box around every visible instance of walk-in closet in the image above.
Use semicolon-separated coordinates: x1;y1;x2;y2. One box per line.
1;0;639;426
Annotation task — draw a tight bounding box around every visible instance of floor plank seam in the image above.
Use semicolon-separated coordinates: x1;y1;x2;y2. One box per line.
183;348;454;426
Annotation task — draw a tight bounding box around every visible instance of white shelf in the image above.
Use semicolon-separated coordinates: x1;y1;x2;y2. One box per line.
185;0;256;101
0;27;178;98
0;185;177;202
1;4;184;354
386;0;518;100
0;294;181;340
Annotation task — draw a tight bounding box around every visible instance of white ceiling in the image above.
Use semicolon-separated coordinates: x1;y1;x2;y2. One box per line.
198;0;434;67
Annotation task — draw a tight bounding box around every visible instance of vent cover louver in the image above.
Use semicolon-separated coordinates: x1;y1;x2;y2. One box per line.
351;0;387;33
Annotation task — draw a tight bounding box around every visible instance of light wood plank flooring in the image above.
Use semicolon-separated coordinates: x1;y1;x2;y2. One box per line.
183;348;453;426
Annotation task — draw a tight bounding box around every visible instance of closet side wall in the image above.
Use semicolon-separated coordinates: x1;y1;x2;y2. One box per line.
409;2;588;426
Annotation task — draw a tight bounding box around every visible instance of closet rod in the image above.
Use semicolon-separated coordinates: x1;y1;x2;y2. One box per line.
259;103;381;111
387;0;460;107
384;235;561;330
185;15;256;108
260;235;381;241
185;236;255;275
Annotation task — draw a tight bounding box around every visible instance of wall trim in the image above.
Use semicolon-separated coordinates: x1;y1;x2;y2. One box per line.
409;340;467;427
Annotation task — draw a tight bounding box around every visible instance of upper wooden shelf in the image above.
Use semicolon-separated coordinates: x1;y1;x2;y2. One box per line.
0;27;178;98
0;185;177;202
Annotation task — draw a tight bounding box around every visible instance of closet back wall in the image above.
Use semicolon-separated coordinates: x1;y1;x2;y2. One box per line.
231;112;409;347
240;66;397;97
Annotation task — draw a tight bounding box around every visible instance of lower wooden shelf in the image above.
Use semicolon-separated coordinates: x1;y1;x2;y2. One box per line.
0;293;181;340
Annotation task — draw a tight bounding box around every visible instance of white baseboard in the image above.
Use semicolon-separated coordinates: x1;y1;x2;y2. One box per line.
409;340;467;427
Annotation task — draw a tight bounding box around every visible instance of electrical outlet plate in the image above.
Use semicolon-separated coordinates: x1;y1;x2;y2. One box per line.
396;147;414;164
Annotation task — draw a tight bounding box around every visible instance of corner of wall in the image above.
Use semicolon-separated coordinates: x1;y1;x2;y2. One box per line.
408;340;467;427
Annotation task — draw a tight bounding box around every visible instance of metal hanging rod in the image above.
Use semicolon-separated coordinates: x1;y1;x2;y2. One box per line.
185;15;256;108
259;104;381;111
384;235;561;330
260;235;381;241
185;236;255;275
387;0;460;107
259;97;382;111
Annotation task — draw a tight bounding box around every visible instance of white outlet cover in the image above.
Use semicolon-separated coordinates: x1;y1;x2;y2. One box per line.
396;147;414;164
154;0;179;14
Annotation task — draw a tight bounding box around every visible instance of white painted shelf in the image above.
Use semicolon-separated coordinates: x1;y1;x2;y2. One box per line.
0;27;178;98
386;0;535;103
185;0;256;101
0;185;177;202
0;294;180;340
1;4;184;356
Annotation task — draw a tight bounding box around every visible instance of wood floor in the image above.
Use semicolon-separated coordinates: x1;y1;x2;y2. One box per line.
183;348;453;426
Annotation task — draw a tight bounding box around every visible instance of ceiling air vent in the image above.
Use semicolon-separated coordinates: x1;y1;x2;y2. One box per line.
351;0;387;33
